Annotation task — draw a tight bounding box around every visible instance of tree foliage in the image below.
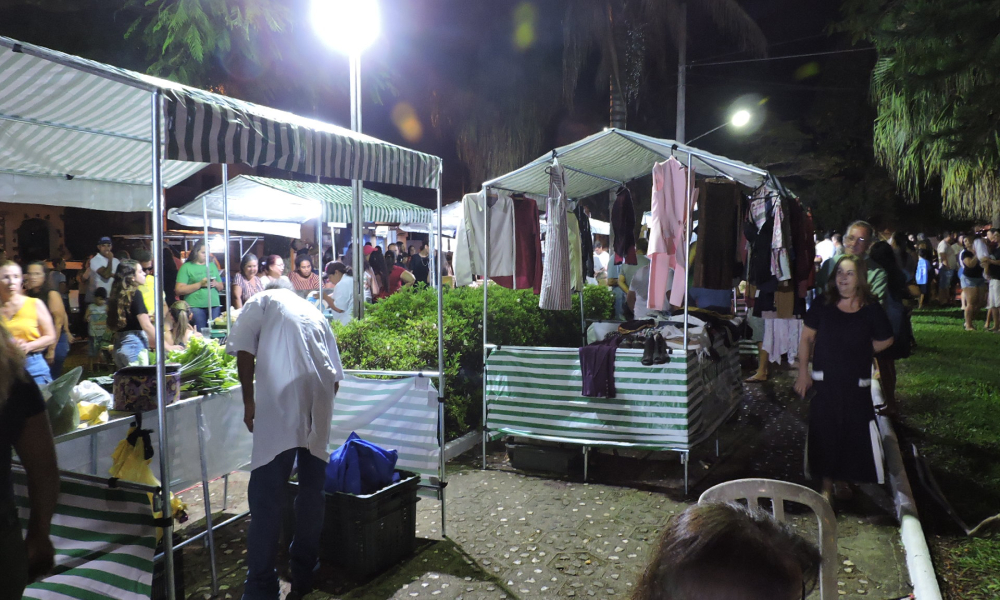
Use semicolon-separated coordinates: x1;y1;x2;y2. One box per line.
842;0;1000;221
124;0;292;89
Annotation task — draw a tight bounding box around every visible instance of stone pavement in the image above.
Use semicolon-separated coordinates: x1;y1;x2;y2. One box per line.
176;367;913;600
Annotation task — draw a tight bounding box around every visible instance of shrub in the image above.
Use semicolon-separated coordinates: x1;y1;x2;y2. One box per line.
332;283;613;439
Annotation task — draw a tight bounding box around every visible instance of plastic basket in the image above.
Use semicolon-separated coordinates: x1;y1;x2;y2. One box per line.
286;470;420;580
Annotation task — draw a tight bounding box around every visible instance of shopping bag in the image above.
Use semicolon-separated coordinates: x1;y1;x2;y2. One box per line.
325;432;399;495
43;366;83;436
108;424;188;540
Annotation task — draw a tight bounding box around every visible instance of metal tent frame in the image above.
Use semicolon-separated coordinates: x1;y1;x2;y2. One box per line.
0;35;448;599
478;128;777;492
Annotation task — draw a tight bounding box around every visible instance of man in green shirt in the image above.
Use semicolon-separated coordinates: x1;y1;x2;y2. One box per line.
815;220;887;305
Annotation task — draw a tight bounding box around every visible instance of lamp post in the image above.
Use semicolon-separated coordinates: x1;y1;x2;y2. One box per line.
685;109;752;145
312;0;380;318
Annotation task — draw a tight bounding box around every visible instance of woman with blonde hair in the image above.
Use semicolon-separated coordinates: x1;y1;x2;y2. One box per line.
164;301;202;349
795;254;894;506
0;323;59;597
107;260;158;368
0;261;56;386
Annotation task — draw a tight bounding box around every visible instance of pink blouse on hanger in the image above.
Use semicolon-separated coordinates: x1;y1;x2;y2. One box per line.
647;158;696;310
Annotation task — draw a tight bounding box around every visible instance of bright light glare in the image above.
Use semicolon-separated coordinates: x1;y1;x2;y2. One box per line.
209;235;226;254
731;110;751;128
312;0;381;55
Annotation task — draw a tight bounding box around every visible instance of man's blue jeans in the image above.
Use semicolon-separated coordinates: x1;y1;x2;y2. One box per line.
189;306;221;331
242;447;327;600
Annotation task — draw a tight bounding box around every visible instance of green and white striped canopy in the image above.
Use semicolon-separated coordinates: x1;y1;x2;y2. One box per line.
169;174;434;237
0;36;441;212
483;128;770;198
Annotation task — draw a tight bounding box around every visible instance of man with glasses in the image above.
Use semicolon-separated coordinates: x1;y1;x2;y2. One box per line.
815;221;887;304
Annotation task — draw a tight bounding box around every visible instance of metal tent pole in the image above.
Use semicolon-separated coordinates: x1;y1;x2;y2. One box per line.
683;152;693;352
316;176;324;311
350;51;365;319
481;186;489;470
579;285;586;346
149;89;175;600
196;403;218;594
202;195;212;324
435;172;446;536
222;165;231;336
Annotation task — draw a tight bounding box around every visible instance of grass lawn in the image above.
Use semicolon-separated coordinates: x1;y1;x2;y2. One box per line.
896;307;1000;599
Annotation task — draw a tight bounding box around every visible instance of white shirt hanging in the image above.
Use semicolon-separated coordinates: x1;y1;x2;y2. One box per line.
453;191;516;286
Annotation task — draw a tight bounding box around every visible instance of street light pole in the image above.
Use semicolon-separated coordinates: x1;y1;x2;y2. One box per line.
350;51;365;318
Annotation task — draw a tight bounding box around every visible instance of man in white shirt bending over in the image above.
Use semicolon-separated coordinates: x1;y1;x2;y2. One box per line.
227;279;344;600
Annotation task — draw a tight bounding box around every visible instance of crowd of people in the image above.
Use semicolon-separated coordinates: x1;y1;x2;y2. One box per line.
0;234;450;383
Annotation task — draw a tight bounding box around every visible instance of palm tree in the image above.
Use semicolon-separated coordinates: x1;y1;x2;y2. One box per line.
562;0;767;134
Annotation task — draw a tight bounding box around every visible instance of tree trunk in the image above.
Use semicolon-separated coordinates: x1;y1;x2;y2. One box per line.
675;0;687;143
992;204;1000;230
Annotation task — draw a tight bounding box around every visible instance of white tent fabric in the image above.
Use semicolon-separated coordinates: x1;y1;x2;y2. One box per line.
398;200;465;237
0;35;442;213
483;128;769;198
169;174;433;237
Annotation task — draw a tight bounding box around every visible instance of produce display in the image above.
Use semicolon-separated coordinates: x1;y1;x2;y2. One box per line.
167;336;239;395
212;308;240;328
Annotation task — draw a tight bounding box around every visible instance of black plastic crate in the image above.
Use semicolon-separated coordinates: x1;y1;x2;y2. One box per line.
151;543;184;600
286;470;420;580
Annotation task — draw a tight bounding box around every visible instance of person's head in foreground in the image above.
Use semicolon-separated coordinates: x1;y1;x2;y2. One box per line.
631;502;820;600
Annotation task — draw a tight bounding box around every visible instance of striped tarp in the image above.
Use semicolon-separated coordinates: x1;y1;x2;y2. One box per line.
485;339;742;450
0;36;442;195
329;376;440;488
483;128;767;199
12;471;157;600
245;176;434;224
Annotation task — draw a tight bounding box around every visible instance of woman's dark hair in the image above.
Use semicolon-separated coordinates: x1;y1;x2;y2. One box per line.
294;254;313;270
22;261;53;300
824;254;878;306
385;251;396;271
326;261;348;276
918;245;933;260
187;240;207;263
368;247;389;292
107;260;141;332
240;252;259;276
631;502;820;600
263;254;283;275
869;241;910;301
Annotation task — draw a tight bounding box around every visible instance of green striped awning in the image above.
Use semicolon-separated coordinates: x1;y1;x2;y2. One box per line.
168;174;433;236
0;36;441;212
483;128;768;199
485;339;742;450
245;176;434;223
13;470;157;600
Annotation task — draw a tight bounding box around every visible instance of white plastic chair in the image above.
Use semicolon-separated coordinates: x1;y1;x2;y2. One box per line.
699;478;837;600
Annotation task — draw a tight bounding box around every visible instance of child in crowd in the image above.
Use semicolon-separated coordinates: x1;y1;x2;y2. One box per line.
915;245;932;309
85;287;108;371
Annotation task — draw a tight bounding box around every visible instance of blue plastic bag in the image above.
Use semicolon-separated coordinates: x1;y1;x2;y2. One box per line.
325;432;400;495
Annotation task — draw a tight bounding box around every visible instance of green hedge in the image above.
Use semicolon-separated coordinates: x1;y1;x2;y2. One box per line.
332;283;614;440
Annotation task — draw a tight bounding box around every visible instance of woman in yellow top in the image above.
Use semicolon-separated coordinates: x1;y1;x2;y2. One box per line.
0;261;57;385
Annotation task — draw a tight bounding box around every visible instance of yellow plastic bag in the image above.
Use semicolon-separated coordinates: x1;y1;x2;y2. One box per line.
76;401;109;428
108;426;188;540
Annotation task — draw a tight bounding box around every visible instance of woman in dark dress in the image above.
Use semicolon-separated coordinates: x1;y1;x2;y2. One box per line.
794;254;894;506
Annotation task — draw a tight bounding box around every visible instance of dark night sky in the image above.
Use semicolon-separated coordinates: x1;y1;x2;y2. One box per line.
0;1;870;211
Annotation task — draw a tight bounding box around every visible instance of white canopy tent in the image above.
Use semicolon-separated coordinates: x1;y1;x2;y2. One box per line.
169;174;434;237
0;35;445;600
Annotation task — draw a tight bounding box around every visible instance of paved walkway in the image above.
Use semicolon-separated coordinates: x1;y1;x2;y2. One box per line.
176;368;912;600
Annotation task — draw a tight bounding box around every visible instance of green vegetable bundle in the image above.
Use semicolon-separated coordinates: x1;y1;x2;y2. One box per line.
167;336;239;396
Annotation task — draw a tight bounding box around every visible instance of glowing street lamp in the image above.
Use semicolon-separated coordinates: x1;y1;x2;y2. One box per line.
312;0;380;317
686;108;754;145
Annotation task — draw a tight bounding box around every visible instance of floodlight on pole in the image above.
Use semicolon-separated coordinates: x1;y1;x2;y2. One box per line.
686;108;754;145
311;0;381;55
311;0;380;319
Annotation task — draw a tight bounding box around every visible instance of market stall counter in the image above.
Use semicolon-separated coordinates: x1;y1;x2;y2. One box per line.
53;386;251;492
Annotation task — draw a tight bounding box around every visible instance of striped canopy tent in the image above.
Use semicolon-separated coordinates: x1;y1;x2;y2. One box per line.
169;175;434;237
0;36;442;213
483;128;769;197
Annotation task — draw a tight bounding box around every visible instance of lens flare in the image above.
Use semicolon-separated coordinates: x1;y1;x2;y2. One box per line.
512;3;537;50
391;102;423;143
